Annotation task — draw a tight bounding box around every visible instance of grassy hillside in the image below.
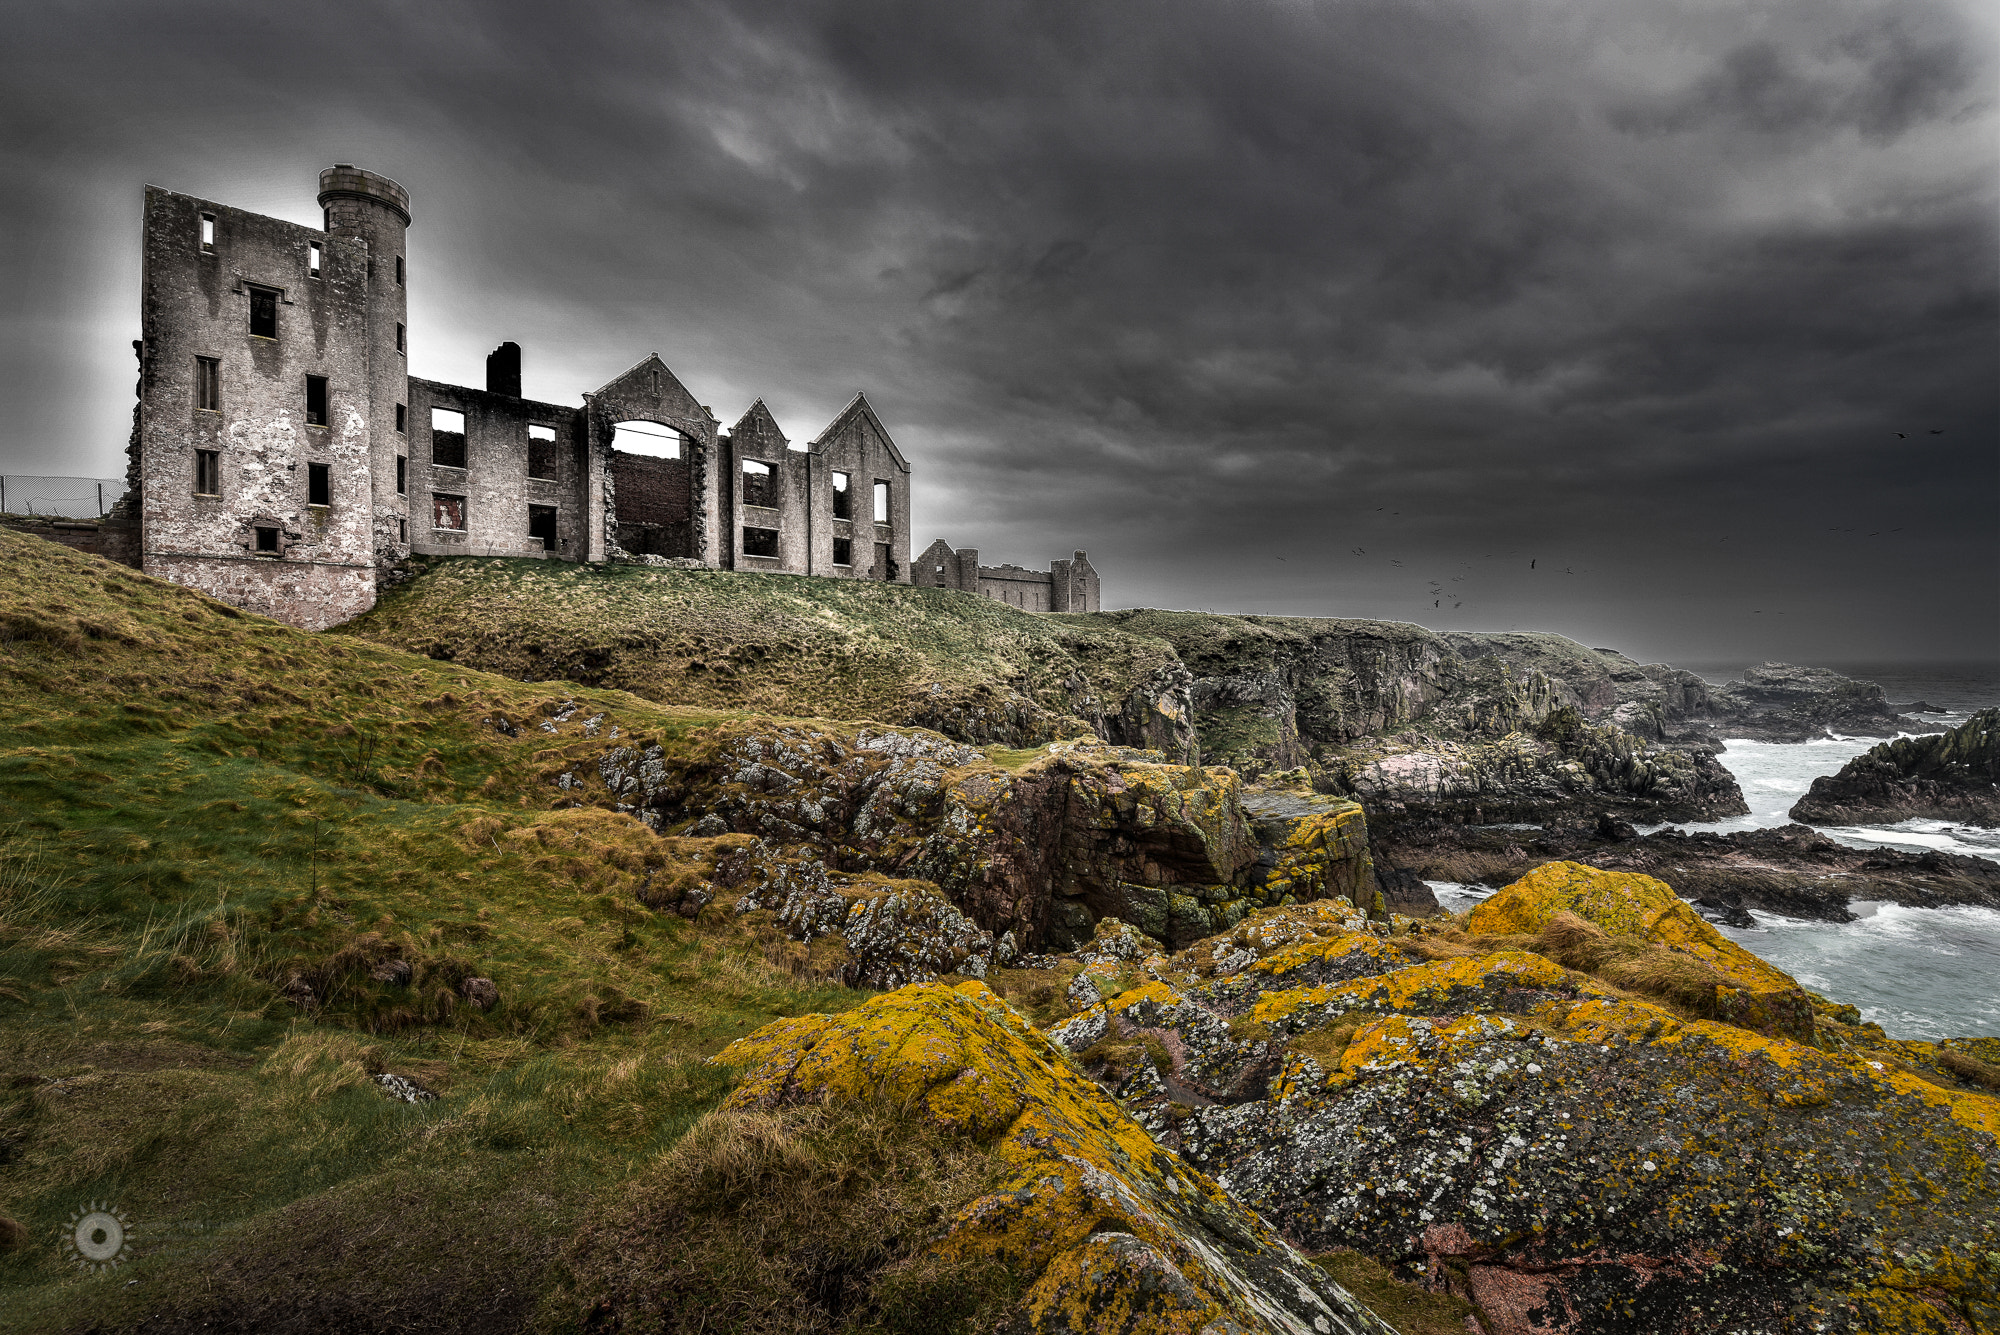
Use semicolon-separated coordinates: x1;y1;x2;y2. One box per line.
0;531;880;1331
345;558;1184;749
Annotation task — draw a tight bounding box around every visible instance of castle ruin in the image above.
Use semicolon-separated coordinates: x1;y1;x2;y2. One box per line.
130;165;1095;628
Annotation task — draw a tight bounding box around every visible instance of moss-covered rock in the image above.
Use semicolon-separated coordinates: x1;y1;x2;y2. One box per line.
717;981;1399;1335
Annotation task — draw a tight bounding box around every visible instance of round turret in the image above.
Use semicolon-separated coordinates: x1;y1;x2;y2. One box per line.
317;164;411;227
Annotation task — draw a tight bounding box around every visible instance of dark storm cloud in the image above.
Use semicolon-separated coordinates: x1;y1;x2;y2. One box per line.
1;0;1992;662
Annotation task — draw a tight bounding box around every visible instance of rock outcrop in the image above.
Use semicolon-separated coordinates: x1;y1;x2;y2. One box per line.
1034;865;2000;1334
1374;819;2000;923
715;981;1401;1335
1791;709;2000;828
559;723;1331;951
1325;706;1746;828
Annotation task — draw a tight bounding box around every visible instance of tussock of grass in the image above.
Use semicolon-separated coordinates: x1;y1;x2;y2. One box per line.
1312;1250;1477;1335
556;1102;1017;1334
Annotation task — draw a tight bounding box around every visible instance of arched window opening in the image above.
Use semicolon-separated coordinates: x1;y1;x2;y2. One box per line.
612;420;682;459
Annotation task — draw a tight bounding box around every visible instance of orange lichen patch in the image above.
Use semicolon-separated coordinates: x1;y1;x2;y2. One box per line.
1536;995;1682;1044
718;981;1396;1335
1468;860;1800;995
1252;951;1572;1029
1106;979;1186;1014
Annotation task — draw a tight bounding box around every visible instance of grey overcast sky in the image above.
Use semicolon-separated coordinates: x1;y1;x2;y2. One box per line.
2;0;1994;665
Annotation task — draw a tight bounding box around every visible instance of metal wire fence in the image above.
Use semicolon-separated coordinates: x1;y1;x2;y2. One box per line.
0;476;129;518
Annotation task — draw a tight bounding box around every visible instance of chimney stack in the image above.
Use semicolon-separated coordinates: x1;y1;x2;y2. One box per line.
486;341;522;397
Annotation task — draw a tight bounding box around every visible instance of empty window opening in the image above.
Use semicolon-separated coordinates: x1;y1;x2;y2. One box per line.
398;517;407;544
875;542;896;581
248;286;278;339
528;504;558;551
741;459;775;509
433;493;466;530
832;536;852;567
395;403;406;433
611;420;680;458
395;455;406;495
254;525;279;553
873;480;890;523
431;407;467;469
308;461;331;506
742;526;779;558
199;214;215;253
831;470;852;519
194;450;220;496
195;356;220;412
395;322;405;353
395;255;404;285
308;242;322;277
528;424;559;480
305;375;329;426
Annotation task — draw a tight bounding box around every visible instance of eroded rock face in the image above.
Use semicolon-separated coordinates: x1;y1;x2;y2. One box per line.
1034;866;2000;1335
717;981;1400;1335
1327;707;1747;828
570;724;1270;950
1791;709;2000;828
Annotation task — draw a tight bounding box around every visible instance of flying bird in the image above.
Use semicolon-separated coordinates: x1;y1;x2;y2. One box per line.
1893;433;1908;439
1930;429;1945;435
1531;559;1536;569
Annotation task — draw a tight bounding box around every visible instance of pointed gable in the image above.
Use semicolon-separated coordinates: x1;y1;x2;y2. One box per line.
809;392;909;471
589;353;713;441
728;398;790;455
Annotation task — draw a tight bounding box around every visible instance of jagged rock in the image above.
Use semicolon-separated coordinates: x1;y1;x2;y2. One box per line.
1704;661;1914;742
1327;706;1745;828
718;981;1399;1335
729;842;998;987
368;959;413;987
566;723;1271;950
1023;870;2000;1334
1791;708;2000;827
374;1073;436;1104
459;977;500;1010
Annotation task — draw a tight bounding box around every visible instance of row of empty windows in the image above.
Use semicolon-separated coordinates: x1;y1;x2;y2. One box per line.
429;409;563;478
200;213;405;289
743;529;855;565
741;461;890;521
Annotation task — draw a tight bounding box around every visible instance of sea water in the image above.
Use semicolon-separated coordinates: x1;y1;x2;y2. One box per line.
1434;662;2000;1038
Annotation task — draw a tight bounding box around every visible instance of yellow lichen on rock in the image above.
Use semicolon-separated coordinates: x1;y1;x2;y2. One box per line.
1468;859;1801;995
718;981;1397;1335
1252;950;1573;1030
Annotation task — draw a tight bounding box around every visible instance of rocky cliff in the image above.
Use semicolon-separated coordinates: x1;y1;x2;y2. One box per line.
1791;708;2000;827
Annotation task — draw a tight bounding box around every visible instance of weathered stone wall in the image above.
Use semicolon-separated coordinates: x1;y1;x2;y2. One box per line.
978;562;1054;610
407;377;587;560
149;552;373;630
138;186;378;629
0;515;141;569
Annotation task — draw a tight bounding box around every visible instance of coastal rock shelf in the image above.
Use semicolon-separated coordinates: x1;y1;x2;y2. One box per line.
1791;708;2000;828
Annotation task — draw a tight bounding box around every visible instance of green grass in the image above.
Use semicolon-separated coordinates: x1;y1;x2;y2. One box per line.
0;531;882;1331
343;557;1183;747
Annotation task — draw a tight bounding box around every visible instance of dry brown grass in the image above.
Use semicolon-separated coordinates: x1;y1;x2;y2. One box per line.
1937;1049;2000;1092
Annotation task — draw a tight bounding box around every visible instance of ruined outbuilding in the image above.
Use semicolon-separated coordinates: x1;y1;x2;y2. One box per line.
912;541;1100;612
133;166;918;629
